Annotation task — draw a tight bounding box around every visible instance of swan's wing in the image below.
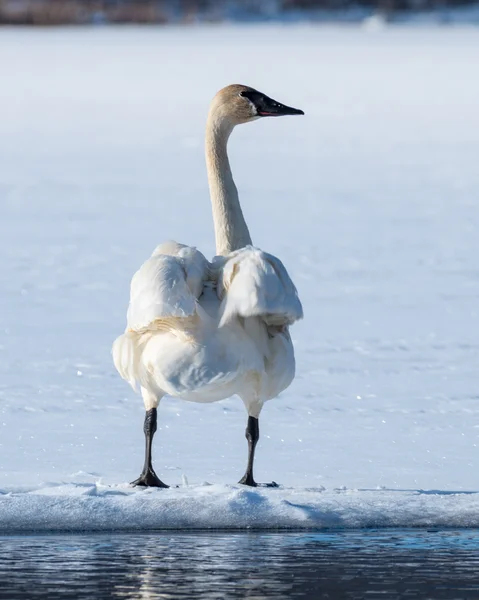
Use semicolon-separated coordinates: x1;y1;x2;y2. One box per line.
127;241;209;332
216;246;303;328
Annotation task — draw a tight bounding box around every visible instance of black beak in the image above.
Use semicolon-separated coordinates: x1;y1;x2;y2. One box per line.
240;89;304;118
258;98;305;117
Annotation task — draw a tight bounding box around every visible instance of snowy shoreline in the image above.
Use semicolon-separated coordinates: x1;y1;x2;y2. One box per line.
1;484;479;532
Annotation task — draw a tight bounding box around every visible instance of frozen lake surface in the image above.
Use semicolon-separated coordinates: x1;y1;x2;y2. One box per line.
1;529;479;599
0;25;478;530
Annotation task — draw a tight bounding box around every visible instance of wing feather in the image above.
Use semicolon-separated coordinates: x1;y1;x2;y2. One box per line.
127;241;209;332
216;246;303;328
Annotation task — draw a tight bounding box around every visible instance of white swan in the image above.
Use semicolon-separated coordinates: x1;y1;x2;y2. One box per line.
113;84;304;487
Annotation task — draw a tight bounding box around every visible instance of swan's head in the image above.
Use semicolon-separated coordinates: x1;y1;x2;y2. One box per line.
210;84;304;127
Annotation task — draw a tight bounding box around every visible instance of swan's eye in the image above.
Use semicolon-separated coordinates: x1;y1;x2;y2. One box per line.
240;90;259;102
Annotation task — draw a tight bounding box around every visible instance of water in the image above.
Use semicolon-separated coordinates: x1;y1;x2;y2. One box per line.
1;530;479;599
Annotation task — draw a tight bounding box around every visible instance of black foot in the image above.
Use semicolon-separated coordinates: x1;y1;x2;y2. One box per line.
238;473;257;487
131;468;168;488
238;475;279;488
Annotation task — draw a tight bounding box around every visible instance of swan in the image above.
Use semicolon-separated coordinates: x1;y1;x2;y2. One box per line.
112;84;304;488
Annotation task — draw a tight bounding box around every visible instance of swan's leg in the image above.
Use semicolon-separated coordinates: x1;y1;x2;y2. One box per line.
238;415;260;486
131;389;168;488
238;403;279;488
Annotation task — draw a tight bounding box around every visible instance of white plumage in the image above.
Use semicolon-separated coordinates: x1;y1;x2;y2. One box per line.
126;241;209;331
215;247;303;328
113;244;302;412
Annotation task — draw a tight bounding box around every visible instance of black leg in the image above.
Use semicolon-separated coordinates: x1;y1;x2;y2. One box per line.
131;408;168;488
238;415;279;488
238;416;259;487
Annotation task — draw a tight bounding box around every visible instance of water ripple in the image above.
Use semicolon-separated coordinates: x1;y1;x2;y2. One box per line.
0;529;479;599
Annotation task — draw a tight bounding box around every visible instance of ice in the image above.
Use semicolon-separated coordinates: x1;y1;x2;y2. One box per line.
0;25;478;531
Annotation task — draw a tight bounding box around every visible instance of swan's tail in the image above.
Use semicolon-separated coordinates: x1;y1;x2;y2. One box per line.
112;330;144;391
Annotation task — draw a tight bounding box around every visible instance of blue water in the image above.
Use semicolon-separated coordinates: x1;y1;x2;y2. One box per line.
0;529;479;599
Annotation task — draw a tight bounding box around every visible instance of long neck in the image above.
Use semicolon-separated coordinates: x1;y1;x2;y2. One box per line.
205;114;252;256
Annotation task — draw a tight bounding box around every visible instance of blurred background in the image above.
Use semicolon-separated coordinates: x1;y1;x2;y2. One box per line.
0;0;478;25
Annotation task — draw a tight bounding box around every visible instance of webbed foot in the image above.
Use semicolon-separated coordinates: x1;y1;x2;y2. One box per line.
259;481;279;488
131;467;168;488
238;473;256;487
238;474;279;488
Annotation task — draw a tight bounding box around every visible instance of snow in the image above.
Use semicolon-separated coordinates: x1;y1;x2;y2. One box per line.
2;483;479;532
1;25;479;531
